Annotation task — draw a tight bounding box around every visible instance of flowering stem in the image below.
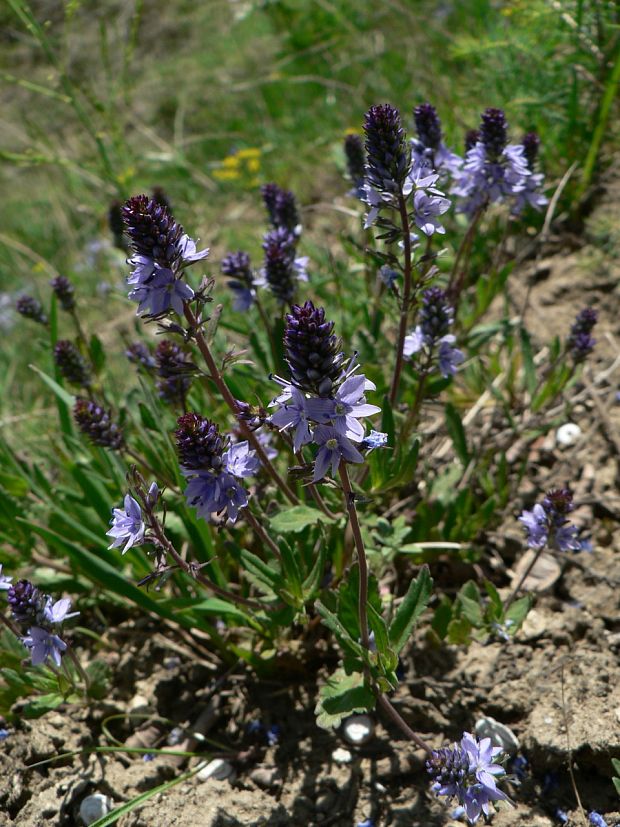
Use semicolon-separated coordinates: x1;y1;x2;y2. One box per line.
388;193;413;406
338;462;369;650
244;509;282;562
339;463;433;753
183;304;299;505
400;371;429;442
375;692;432;754
294;451;339;520
148;511;264;611
504;545;544;611
66;642;90;692
447;207;484;309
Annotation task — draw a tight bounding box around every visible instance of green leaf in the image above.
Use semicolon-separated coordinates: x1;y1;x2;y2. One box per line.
444;403;469;465
316;600;364;660
613;777;620;796
183;597;259;627
138;402;158;431
315;668;375;730
89;766;201;827
459;594;483;627
389;565;433;653
22;692;66;718
31;364;74;408
505;595;532;631
269;504;334;534
0;472;29;497
89;334;106;373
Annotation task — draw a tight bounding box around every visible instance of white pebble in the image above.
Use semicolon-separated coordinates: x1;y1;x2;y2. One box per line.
80;794;113;825
342;713;374;745
556;423;581;447
475;717;520;756
197;758;234;782
331;747;352;764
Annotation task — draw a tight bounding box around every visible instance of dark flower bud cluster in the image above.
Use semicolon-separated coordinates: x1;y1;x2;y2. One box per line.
364;103;409;192
452;107;546;217
123;195;184;269
519;487;580;552
543;487;575;518
344;134;366;198
108;200;126;249
16;295;47;326
50;276;75;312
222;250;256;311
176;413;258;523
262;227;307;305
464;129;480;153
522;131;540;171
74;398;124;450
567;307;597;361
122;194;208;317
155;339;193;406
54;340;91;388
283;301;346;397
480;107;508;159
270;301;381;481
7;580;46;625
261;183;300;234
427;732;509;824
126;341;156;370
363;103;409;193
403;288;463;378
414;102;442;150
175;413;225;473
5;579;78;667
418;287;454;340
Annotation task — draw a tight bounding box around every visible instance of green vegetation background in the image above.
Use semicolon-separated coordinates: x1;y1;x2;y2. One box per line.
0;0;616;436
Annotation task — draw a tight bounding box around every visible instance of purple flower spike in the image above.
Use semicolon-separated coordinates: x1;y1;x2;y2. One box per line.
22;627;67;668
519;488;581;553
427;732;509;825
107;494;146;553
312;425;364;481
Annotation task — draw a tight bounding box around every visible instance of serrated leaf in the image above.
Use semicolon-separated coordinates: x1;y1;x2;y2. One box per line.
269;504;334;534
315;669;375;730
505;595;532;630
389;565;432;653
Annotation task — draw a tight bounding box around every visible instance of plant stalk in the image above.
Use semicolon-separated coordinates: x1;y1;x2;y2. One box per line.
388;193;413;406
184;303;299;505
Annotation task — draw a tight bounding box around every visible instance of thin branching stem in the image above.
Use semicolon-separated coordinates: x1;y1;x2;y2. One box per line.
183;303;299;505
389;193;413;406
148;511;264;611
338;462;369;650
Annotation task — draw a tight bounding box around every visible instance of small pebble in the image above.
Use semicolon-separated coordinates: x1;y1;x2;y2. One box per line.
197;758;234;782
79;794;113;825
332;747;352;764
556;422;581;447
343;714;374;745
474;716;520;756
